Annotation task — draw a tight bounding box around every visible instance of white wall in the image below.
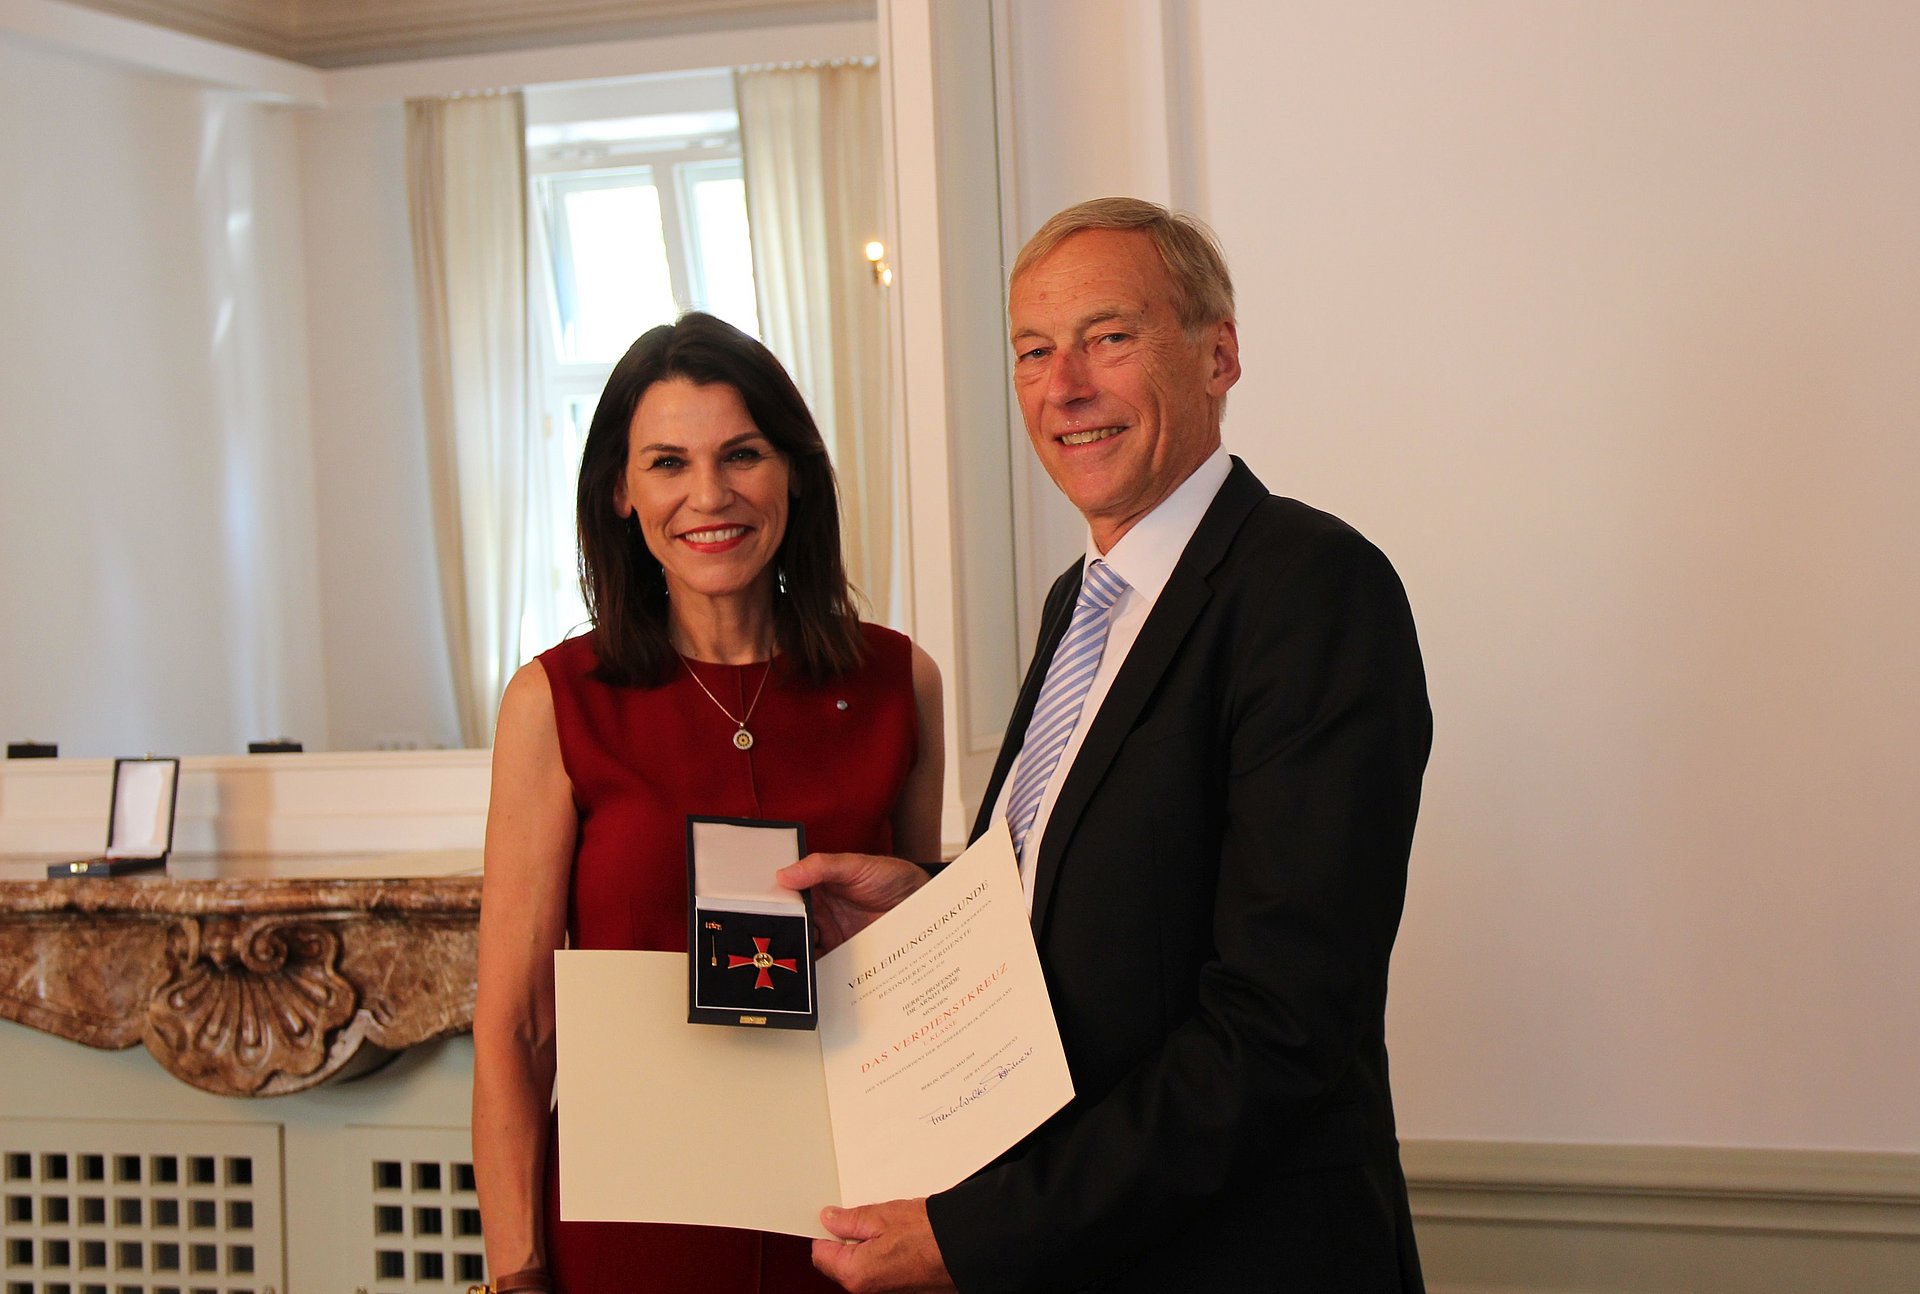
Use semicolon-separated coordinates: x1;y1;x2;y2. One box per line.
296;101;462;752
1002;0;1920;1151
0;34;330;756
1001;0;1183;599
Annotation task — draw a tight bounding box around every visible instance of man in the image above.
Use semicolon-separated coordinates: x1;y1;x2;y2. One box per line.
780;198;1431;1293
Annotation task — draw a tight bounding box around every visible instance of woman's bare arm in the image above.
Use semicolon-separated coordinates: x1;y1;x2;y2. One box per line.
472;661;577;1276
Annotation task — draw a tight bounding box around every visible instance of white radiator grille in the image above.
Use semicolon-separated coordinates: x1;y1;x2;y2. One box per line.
347;1128;486;1292
0;1120;282;1294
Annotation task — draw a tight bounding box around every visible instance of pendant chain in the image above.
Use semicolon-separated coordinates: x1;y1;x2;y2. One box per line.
680;655;774;751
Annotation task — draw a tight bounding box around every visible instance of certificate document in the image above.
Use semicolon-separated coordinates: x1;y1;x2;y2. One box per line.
555;820;1073;1237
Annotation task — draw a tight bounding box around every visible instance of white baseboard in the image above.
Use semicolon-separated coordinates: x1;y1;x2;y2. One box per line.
1404;1139;1920;1294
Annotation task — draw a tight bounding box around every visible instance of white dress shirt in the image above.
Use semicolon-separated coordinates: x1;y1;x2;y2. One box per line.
999;447;1234;906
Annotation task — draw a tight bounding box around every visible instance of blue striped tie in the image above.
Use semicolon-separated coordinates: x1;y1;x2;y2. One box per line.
1006;559;1130;864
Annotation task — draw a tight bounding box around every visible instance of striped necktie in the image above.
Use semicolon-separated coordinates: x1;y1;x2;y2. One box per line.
1006;559;1130;864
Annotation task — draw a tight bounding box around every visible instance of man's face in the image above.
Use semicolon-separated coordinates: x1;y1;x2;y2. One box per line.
1008;228;1239;551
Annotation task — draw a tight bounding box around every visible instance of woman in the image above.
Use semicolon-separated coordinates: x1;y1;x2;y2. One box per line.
472;313;944;1293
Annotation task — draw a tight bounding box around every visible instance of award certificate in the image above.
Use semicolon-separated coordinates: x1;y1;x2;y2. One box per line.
555;820;1073;1236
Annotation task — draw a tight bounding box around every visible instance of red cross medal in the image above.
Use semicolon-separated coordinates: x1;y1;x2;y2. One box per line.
727;937;798;991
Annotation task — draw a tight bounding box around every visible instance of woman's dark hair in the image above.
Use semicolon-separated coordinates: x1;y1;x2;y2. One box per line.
575;311;864;687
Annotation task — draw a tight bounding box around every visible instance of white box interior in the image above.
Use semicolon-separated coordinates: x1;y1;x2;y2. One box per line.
691;819;803;910
104;758;178;858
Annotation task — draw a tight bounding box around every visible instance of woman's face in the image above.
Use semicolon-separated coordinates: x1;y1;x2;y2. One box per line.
616;377;793;610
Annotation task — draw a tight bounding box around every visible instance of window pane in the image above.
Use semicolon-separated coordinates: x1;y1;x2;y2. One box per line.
560;180;677;362
688;174;760;337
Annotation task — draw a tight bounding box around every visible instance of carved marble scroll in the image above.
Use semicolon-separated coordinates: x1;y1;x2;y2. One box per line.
0;876;479;1096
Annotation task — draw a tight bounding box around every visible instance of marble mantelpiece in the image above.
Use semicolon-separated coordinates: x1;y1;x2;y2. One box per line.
0;865;481;1096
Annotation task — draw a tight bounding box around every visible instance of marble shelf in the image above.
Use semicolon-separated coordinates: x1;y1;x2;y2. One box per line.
0;864;481;1097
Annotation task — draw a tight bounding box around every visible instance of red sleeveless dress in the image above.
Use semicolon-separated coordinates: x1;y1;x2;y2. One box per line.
536;622;917;1293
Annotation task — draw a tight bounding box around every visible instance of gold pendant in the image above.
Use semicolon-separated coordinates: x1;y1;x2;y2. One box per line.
733;728;754;751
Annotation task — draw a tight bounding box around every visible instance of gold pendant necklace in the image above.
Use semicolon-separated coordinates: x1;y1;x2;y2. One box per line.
680;655;774;750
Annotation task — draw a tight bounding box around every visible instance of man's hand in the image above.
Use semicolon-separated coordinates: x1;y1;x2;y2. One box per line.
777;852;929;952
813;1198;955;1294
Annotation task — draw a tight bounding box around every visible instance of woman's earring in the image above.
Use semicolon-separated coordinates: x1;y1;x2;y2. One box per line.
777;567;789;596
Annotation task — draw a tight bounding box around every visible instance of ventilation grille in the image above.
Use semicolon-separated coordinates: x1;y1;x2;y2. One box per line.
348;1128;486;1292
0;1120;282;1294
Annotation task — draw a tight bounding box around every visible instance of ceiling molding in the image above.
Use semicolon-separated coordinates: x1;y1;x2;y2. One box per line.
52;0;871;68
48;0;300;60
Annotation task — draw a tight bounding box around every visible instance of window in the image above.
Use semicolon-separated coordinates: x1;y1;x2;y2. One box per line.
538;158;758;363
523;108;760;660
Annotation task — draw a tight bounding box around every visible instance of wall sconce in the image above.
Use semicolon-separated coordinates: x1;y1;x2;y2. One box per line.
865;239;893;287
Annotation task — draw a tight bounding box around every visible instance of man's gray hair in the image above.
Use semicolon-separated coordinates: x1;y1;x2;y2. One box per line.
1011;197;1235;335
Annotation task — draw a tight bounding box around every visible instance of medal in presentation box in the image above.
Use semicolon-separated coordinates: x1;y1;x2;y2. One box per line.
47;756;182;879
685;816;816;1030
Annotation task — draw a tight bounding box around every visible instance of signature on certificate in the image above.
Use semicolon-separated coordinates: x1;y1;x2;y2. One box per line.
921;1048;1036;1126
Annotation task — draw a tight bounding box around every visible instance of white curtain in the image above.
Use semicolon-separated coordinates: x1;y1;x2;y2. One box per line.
518;197;583;660
736;62;894;623
405;91;530;747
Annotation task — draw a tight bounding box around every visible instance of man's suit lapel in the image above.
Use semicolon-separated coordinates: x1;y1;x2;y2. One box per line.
1027;459;1268;934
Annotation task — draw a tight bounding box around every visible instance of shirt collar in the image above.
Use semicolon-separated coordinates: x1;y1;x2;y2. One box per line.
1088;447;1232;603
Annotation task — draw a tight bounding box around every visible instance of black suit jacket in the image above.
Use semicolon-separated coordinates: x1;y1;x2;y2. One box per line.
925;460;1431;1293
